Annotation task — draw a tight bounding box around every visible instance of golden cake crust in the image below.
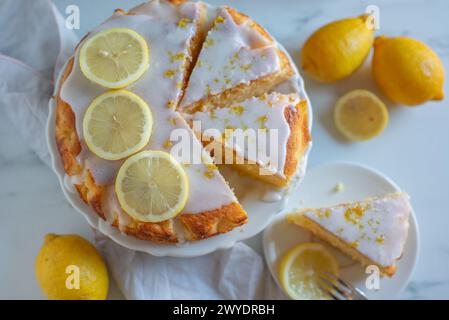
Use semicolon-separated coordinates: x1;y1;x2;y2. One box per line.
283;100;311;182
180;203;248;241
55;4;248;243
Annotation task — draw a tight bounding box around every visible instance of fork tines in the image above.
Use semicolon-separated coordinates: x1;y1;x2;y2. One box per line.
318;272;367;300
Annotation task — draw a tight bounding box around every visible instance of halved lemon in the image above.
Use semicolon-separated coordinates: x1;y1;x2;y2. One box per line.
334;89;389;141
115;150;189;223
79;28;149;88
83;90;153;160
278;243;339;300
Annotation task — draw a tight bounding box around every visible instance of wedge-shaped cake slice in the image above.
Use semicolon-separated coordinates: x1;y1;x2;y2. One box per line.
287;193;411;276
188;93;310;188
180;6;293;112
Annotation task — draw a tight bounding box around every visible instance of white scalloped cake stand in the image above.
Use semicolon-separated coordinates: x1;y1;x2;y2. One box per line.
47;27;313;257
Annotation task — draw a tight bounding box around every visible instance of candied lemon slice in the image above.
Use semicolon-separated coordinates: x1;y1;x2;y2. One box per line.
278;243;339;300
83;90;153;160
79;28;149;88
115;151;189;223
334;89;389;141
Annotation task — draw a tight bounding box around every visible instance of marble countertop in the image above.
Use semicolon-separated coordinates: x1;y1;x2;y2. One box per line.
1;0;448;299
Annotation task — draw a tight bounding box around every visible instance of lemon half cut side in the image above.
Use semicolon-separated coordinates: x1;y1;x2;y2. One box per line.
79;28;150;89
83;90;153;160
334;89;389;141
115;150;189;223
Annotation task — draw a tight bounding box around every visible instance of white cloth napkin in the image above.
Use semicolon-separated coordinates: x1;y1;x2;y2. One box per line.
0;0;285;300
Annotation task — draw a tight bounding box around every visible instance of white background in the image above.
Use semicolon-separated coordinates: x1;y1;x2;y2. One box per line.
1;0;448;299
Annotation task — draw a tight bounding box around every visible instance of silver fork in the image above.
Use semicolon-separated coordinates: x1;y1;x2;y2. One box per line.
318;272;368;300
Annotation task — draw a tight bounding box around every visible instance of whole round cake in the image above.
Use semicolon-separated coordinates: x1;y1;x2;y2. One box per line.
54;0;311;244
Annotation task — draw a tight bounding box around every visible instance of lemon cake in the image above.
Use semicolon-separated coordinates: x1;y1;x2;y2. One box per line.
54;0;310;243
180;6;294;112
287;193;411;276
188;93;310;187
56;0;248;242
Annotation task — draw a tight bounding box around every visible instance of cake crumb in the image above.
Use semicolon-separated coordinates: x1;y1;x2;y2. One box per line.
204;169;215;179
255;115;268;129
178;18;192;29
166;100;175;109
334;182;344;193
163;139;173;149
204;38;215;48
375;235;385;245
168;51;185;63
240;63;252;72
214;16;225;25
230;105;244;116
168;117;177;125
164;69;176;78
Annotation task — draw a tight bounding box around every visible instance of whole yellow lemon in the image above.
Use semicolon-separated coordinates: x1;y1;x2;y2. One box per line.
301;15;374;82
35;233;109;300
372;36;445;106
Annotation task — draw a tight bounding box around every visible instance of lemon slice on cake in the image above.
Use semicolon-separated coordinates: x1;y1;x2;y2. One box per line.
83;90;153;160
278;243;339;300
334;89;389;141
79;28;149;88
115;150;189;223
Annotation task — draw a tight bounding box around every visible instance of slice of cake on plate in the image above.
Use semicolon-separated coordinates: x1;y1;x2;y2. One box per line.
180;6;294;112
287;192;411;276
188;92;310;188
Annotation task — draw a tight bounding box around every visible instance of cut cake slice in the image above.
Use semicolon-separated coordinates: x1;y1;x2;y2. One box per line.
287;192;411;276
188;92;310;188
180;5;293;112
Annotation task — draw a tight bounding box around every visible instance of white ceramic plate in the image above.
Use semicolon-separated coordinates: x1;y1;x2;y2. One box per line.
46;34;312;257
263;162;419;299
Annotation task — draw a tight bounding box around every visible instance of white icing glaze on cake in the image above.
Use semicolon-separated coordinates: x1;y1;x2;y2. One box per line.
180;6;281;108
189;93;299;178
59;1;237;228
130;0;200;21
300;192;411;267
